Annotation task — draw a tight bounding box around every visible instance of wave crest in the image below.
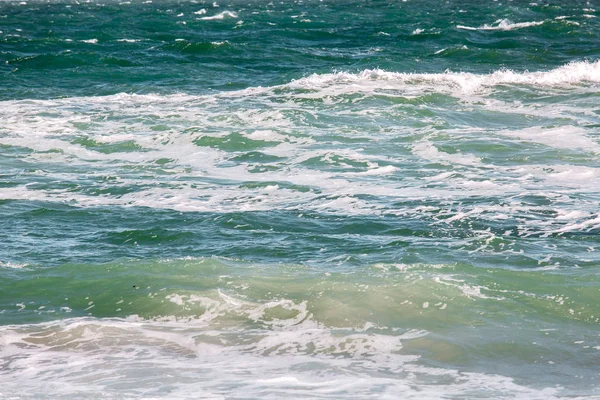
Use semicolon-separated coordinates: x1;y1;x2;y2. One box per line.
457;18;545;31
289;60;600;93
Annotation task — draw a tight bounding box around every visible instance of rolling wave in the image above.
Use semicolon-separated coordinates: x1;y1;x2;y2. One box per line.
0;257;596;398
289;60;600;93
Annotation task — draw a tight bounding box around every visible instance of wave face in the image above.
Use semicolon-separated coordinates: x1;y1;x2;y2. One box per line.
1;258;599;399
1;0;600;398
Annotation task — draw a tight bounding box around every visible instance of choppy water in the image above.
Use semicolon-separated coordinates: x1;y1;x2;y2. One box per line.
1;0;599;398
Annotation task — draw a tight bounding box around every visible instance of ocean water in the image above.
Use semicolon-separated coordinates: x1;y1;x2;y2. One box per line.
1;0;600;398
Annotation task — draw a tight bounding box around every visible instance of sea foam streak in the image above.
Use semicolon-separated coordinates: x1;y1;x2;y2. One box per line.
457;18;546;31
0;62;598;240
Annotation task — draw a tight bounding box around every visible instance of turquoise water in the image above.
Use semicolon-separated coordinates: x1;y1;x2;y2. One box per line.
1;0;600;398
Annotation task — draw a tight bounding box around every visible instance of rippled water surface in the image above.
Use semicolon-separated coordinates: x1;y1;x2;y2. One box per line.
1;0;599;398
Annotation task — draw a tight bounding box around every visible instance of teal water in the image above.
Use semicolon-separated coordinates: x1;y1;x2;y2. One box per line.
1;0;600;398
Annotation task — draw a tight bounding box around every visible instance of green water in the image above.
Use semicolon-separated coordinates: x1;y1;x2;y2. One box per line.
1;0;599;398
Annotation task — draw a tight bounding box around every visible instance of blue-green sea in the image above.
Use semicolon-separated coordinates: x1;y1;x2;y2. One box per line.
1;0;600;398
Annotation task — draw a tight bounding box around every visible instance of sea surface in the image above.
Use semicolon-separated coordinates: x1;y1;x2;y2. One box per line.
1;0;600;398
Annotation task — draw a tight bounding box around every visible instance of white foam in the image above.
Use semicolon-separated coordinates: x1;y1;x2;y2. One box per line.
497;126;600;153
0;317;564;399
80;38;98;44
432;276;504;301
554;214;600;234
353;165;398;176
0;261;29;269
0;61;598;225
244;129;289;142
200;11;238;20
290;61;600;94
457;18;545;31
412;140;481;166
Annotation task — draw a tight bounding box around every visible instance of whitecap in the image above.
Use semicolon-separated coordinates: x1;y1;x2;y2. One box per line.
200;11;238;20
0;261;29;269
288;60;600;94
352;165;398;176
457;18;545;31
